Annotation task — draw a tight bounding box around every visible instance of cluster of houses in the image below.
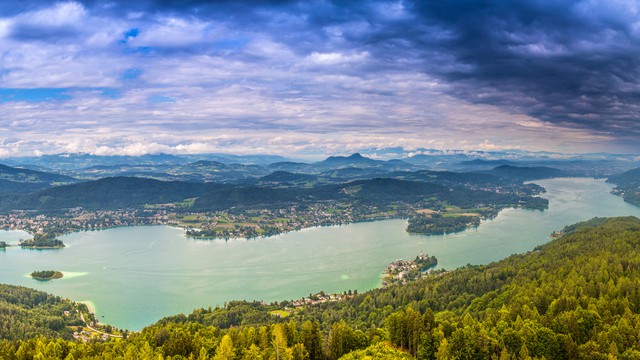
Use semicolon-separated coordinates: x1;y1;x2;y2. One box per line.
177;201;406;239
73;329;111;342
269;291;357;317
288;291;354;308
0;208;169;236
382;251;438;286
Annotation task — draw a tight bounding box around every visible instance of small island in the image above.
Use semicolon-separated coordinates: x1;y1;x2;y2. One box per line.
20;233;65;249
31;270;64;280
0;241;6;249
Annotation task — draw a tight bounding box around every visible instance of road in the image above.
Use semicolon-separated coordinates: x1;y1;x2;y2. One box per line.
78;311;122;338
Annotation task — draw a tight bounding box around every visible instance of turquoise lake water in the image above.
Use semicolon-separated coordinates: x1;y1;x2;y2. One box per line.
1;178;639;330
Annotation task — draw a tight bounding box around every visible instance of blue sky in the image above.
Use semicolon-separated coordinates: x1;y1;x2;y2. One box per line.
0;0;639;158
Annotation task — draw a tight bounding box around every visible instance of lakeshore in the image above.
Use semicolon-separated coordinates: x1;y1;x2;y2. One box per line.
0;178;639;330
0;191;544;244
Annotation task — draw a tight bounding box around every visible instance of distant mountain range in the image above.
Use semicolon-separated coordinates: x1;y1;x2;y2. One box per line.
2;149;638;182
0;150;636;211
2;153;289;171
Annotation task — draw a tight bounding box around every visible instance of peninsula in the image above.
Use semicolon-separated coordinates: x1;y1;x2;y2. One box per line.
382;251;438;286
20;233;65;249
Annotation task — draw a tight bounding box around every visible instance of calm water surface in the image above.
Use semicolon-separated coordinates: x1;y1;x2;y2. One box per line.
1;178;639;330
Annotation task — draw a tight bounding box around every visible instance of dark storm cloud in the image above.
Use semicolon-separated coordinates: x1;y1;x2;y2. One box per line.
164;0;640;143
227;0;639;142
404;1;640;140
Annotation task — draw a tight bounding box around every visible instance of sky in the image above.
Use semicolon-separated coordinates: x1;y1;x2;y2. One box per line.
0;0;639;158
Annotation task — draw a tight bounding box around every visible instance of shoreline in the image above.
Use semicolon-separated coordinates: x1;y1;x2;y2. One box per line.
7;178;631;331
21;245;65;249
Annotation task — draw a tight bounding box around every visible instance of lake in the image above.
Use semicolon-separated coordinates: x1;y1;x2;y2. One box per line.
1;178;639;330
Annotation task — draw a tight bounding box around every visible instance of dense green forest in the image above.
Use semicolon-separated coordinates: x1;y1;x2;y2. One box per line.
0;284;85;341
2;217;640;359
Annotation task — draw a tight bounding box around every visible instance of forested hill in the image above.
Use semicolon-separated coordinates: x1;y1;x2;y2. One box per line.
3;217;640;359
608;168;640;206
0;176;545;212
0;177;217;211
609;168;640;188
0;164;75;184
0;163;77;194
486;165;566;181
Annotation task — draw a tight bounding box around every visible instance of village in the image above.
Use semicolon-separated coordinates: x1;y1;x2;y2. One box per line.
0;191;519;242
179;201;410;239
382;251;438;286
71;310;125;342
0;208;169;237
0;200;414;241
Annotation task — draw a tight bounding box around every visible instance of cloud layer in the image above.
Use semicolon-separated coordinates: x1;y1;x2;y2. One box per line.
0;0;638;157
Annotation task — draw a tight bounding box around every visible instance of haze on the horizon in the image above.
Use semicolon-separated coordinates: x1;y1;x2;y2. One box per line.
0;0;639;158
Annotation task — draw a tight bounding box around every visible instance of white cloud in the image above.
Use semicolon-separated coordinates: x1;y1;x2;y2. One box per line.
128;16;211;48
91;142;172;156
0;19;10;38
305;51;370;66
17;1;87;28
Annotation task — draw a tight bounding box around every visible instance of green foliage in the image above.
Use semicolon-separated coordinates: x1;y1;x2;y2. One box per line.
0;284;84;340
338;342;415;359
558;216;612;236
